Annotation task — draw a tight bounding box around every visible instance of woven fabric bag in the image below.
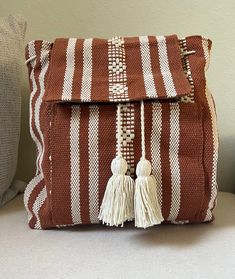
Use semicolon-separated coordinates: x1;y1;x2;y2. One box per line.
24;35;218;229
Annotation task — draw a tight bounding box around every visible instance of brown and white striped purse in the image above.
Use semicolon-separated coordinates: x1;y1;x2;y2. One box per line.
24;35;218;229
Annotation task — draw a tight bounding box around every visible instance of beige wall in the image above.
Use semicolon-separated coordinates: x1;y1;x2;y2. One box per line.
1;0;235;192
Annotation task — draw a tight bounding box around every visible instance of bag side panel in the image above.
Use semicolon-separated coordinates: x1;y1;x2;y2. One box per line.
24;40;54;229
186;36;218;222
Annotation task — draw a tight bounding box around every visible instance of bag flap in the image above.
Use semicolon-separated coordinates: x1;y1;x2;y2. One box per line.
43;35;191;103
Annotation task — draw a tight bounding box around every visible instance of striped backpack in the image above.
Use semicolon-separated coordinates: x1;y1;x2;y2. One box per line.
24;35;218;229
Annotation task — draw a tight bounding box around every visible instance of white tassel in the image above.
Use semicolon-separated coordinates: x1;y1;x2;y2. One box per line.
99;103;134;227
134;158;164;228
98;156;134;226
134;100;164;228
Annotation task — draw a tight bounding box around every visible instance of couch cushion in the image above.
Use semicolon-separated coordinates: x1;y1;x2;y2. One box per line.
0;191;234;278
0;15;26;206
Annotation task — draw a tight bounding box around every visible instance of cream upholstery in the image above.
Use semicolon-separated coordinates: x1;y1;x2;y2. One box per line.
0;192;234;279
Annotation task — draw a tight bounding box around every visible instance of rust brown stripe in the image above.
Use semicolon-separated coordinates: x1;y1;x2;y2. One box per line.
177;103;205;221
50;104;73;225
72;39;84;100
38;197;54;229
124;37;146;101
91;39;109;102
98;104;117;206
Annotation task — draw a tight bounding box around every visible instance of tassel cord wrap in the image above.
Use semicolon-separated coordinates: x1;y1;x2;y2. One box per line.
134;100;164;228
98;103;134;227
116;103;122;158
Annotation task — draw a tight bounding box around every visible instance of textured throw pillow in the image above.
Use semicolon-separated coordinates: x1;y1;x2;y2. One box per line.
0;15;26;207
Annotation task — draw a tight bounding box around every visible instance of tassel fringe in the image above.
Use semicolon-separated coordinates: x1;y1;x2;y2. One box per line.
99;157;134;227
134;159;164;228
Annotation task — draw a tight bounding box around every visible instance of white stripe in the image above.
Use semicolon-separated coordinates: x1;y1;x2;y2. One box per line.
80;38;93;101
202;38;218;222
36;41;51;170
157;36;177;98
139;36;157;98
167;103;181;221
28;41;51;173
33;187;47;229
88;105;99;223
61;38;77;101
24;173;44;222
28;41;41;174
70;105;82;224
151;102;163;208
26;41;51;226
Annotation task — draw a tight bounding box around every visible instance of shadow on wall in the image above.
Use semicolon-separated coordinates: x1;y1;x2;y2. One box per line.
217;136;235;193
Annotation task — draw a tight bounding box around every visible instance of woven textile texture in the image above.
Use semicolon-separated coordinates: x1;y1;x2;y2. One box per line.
24;35;218;229
0;15;26;207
